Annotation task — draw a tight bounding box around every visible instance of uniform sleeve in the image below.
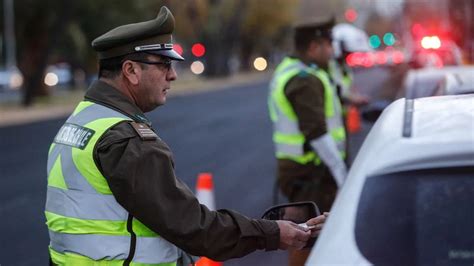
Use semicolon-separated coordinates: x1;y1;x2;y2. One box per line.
285;74;327;141
95;122;279;261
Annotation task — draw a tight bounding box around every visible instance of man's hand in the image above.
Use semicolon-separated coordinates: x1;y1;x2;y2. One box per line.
276;220;312;250
305;212;329;237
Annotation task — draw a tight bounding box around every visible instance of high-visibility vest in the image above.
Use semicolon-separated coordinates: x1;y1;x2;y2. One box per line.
329;59;353;98
45;101;178;266
268;57;346;165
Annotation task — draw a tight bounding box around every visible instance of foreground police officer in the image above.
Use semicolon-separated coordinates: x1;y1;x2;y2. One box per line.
268;16;346;266
45;6;326;266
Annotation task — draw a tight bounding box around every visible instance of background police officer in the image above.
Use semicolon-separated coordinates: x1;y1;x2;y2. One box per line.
268;16;346;266
45;6;326;266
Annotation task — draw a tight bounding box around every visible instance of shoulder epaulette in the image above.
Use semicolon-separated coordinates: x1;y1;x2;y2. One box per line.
130;122;158;141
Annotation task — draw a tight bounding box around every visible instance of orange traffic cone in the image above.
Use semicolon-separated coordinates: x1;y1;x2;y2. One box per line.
196;257;222;266
346;105;361;134
195;172;216;210
195;173;222;266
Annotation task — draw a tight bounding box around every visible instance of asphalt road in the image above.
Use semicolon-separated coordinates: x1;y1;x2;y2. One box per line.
0;67;386;265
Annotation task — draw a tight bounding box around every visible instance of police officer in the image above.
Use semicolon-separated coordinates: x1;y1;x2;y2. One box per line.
45;6;327;266
268;16;346;266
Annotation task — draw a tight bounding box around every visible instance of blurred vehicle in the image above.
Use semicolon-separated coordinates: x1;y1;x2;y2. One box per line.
401;65;474;99
332;23;406;69
434;70;474;96
307;94;474;265
0;67;23;91
409;34;463;69
346;49;406;68
44;63;73;87
362;65;474;122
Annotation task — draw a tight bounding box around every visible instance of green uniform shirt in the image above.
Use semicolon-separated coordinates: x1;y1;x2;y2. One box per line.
85;80;279;260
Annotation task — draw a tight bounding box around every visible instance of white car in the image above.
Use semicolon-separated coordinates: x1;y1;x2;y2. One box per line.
307;94;474;265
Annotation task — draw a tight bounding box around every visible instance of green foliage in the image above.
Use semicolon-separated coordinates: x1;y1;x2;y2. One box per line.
6;0;300;104
11;0;298;73
243;0;297;37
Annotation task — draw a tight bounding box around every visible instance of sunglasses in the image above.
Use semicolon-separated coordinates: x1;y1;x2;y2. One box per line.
132;59;173;71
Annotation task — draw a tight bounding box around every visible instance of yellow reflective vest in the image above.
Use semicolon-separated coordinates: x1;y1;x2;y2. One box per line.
45;101;178;266
268;57;346;165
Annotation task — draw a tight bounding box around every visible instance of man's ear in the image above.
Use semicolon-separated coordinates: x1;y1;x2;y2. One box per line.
122;60;140;85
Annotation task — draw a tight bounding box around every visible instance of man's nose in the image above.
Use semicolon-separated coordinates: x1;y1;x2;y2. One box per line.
167;66;177;81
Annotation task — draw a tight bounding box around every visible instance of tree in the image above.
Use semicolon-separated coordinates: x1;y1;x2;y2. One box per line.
6;0;300;105
14;0;73;106
166;0;246;76
11;0;158;106
167;0;298;76
240;0;298;70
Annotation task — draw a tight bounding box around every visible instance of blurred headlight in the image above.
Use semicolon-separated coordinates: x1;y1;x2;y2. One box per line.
190;61;205;75
44;72;59;86
253;57;268;71
10;72;23;89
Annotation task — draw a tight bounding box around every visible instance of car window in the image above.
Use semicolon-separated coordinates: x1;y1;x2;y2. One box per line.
354;166;474;266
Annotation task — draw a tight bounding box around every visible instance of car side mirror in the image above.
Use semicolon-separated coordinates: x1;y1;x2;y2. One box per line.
262;201;321;248
261;201;320;223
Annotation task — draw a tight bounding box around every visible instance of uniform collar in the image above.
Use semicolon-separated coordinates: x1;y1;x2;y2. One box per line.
289;54;329;72
84;80;152;126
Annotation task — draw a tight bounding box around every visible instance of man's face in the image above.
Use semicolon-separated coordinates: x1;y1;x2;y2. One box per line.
308;38;334;66
135;55;177;112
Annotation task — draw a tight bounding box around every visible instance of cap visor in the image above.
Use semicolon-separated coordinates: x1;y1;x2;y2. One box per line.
147;49;185;61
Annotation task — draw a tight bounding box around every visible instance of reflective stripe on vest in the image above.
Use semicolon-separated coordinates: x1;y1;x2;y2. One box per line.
48;230;177;264
45;101;179;265
268;57;346;165
49;247;177;266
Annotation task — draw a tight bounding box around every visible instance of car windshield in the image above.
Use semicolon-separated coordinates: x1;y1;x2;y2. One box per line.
354;166;474;266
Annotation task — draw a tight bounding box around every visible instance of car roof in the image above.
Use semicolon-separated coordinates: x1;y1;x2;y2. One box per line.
355;94;474;176
308;94;474;265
